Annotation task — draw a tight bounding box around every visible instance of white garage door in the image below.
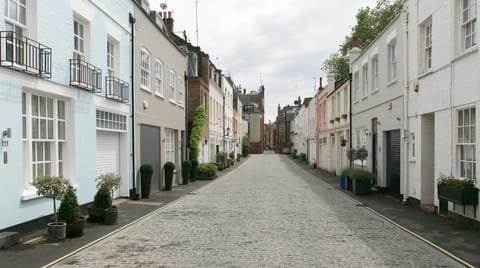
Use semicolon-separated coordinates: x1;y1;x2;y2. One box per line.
96;131;120;198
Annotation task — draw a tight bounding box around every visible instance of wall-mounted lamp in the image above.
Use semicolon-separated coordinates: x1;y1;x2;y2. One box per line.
414;80;419;92
364;129;370;136
2;128;11;138
204;139;208;145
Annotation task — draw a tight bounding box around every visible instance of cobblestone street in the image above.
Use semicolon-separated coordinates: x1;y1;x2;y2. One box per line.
53;154;461;267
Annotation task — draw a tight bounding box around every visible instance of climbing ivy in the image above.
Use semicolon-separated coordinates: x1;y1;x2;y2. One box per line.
189;105;206;160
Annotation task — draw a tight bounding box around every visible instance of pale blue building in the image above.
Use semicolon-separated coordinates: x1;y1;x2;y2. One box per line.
0;0;134;230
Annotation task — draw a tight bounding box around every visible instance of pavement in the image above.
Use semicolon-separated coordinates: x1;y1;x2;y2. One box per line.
0;153;479;267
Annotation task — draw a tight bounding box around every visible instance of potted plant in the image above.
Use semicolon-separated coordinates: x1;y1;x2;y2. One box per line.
58;186;86;238
345;148;357;190
350;168;375;194
197;163;218;180
229;152;235;166
164;162;175;191
237;153;241;162
181;160;191;185
216;152;227;170
32;176;70;242
88;185;111;223
356;147;368;170
140;164;153;199
190;159;199;182
96;173;121;225
437;175;478;206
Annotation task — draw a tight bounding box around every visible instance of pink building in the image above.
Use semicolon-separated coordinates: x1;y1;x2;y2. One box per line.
315;81;329;170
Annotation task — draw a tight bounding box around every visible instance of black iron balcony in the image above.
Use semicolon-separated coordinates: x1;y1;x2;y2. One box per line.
0;31;52;78
105;76;129;103
69;58;102;92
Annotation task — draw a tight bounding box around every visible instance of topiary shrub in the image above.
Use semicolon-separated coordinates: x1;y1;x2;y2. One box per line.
93;186;111;209
95;173;121;208
197;163;218;180
299;153;307;162
32;176;70;224
58;187;81;223
139;164;153;175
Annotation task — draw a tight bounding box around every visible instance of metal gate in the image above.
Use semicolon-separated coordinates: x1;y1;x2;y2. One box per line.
386;130;401;195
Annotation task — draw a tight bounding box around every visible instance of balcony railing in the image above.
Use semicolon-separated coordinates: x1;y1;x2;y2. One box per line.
105;76;129;103
69;58;102;92
0;31;52;78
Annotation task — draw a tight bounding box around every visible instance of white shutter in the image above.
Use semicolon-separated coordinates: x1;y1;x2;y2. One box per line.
96;131;120;197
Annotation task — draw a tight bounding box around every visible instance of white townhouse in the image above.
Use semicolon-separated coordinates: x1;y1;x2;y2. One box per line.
350;13;406;197
406;0;480;221
223;76;235;156
0;0;134;231
307;95;316;165
208;62;224;162
326;75;350;176
291;99;306;156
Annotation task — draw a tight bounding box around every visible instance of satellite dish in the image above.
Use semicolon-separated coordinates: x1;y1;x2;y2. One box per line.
160;2;168;10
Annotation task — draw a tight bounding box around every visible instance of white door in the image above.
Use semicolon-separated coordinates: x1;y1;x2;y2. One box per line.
96;131;120;198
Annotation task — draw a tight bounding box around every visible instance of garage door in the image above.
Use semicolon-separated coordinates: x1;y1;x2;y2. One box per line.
96;131;120;197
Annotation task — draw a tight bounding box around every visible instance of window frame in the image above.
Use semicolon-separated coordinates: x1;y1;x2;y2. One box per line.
154;59;163;97
169;69;176;103
73;18;85;60
140;48;151;91
164;128;175;163
177;76;184;107
362;64;368;97
424;22;433;71
388;40;397;82
463;0;477;50
456;107;476;179
371;55;379;92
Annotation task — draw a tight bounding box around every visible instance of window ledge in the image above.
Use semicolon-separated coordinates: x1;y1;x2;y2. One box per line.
353;100;360;104
408;158;416;163
371;89;379;96
155;92;164;99
21;188;41;201
178;104;185;109
169;99;177;105
418;70;433;79
140;86;152;94
386;79;398;87
361;95;368;101
453;46;478;63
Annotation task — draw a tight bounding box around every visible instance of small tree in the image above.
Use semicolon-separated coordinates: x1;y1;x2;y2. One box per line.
96;173;121;208
58;186;81;223
32;176;71;224
242;136;250;157
356;147;368;170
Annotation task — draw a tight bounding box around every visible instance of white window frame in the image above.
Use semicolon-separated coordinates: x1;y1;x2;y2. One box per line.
463;0;477;50
169;70;176;103
362;64;368;97
73;18;85;60
96;110;127;131
22;92;68;199
177;76;184;107
5;0;26;28
371;56;379;92
165;128;175;163
457;107;476;179
140;48;151;91
388;40;397;82
424;22;432;71
107;39;115;77
154;59;163;97
409;132;416;161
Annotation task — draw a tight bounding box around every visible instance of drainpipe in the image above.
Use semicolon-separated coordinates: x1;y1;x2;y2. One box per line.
349;72;353;168
184;72;188;161
129;13;136;199
401;7;410;205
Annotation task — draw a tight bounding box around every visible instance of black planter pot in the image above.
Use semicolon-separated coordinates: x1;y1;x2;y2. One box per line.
164;169;174;191
104;206;118;225
438;185;479;205
87;206;105;223
190;162;198;182
353;179;371;195
140;173;152;199
182;167;190;185
346;177;353;191
66;216;86;238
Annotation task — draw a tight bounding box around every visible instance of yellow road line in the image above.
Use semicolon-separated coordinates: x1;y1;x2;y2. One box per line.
42;182;212;268
336;189;474;268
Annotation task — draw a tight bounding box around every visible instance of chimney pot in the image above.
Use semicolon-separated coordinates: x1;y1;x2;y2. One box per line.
319;77;323;90
352;36;359;48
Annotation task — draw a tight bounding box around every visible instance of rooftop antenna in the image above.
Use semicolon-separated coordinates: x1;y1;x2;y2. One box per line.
195;0;199;46
312;77;316;92
259;73;263;86
160;0;168;10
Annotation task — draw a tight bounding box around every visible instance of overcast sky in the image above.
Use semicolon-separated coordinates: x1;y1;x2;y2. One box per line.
150;0;377;122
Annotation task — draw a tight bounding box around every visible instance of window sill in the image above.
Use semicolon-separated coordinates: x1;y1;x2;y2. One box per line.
386;79;398;87
353;100;360;105
140;86;152;94
408;158;416;163
361;95;368;101
21;188;41;201
453;46;478;63
418;69;433;79
178;104;185;109
155;93;164;99
371;89;379;96
169;99;177;105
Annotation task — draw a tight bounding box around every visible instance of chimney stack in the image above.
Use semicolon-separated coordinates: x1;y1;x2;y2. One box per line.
349;35;361;63
319;77;323;90
163;11;174;34
277;104;281;115
351;36;359;48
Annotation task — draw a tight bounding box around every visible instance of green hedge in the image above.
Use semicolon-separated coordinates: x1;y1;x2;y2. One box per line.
197;163;218;180
343;168;376;183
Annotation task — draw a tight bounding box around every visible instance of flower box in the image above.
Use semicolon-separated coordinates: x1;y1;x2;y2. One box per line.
437;184;478;206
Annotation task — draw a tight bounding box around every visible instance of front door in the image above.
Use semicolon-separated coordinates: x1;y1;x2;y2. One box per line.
140;125;161;191
386;129;401;195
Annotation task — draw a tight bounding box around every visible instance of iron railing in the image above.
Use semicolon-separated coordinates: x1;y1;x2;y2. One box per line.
0;31;52;78
69;58;102;92
105;76;129;103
